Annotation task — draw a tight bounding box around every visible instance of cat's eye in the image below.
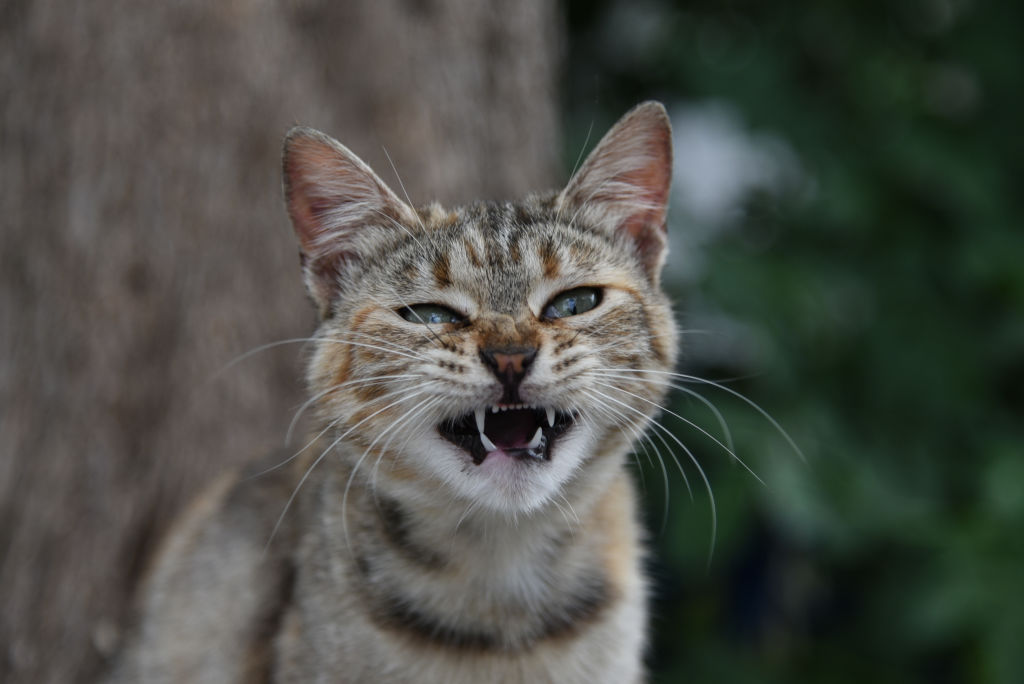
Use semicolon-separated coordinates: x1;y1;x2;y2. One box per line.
543;287;602;320
398;304;464;325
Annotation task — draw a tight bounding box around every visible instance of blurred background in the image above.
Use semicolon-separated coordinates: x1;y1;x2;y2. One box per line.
564;1;1024;682
2;1;1021;682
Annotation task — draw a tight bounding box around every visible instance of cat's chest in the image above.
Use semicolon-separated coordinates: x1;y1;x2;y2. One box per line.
274;468;646;684
276;574;645;684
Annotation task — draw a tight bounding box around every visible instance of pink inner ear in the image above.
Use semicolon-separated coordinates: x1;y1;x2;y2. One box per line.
284;142;345;254
560;104;673;278
303;196;345;235
608;134;672;279
618;159;671;239
288;192;321;245
287;188;341;266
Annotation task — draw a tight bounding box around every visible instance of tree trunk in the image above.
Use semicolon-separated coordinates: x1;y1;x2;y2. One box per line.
0;1;560;681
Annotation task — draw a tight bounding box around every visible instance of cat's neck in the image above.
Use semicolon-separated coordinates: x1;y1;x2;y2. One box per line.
302;435;642;654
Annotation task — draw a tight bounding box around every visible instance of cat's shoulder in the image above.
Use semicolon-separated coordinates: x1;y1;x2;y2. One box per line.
107;453;301;683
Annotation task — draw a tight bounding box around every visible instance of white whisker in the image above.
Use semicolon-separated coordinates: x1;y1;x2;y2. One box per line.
209;337;320;382
367;396;445;495
580;391;685;532
595;367;804;462
319;336;427;362
590;377;763;486
284;373;420;446
210;332;429;386
550;492;581;534
587;386;718;568
262;386;429;555
339;329;432;359
345;395;442;552
556;119;596;224
251;381;426;480
380;146;426;233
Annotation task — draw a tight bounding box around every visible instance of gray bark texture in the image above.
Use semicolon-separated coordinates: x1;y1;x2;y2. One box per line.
0;1;561;681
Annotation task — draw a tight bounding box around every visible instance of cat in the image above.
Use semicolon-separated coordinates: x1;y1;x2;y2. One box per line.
107;101;677;683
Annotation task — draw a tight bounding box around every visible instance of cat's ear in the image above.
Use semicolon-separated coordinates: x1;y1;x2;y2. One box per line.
283;127;417;316
556;101;673;282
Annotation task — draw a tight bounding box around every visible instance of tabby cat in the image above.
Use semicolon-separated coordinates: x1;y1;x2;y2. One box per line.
109;101;677;683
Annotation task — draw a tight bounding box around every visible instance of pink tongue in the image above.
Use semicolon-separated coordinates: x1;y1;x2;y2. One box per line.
486;409;537;449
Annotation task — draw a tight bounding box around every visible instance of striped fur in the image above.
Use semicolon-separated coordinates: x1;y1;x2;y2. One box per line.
108;102;676;683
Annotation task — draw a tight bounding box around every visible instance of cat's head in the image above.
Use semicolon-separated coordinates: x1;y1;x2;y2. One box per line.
282;102;677;515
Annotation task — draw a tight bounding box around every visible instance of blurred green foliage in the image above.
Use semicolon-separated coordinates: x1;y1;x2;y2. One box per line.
565;1;1024;682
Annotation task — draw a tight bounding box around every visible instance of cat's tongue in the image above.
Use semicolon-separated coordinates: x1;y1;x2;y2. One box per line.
485;408;539;450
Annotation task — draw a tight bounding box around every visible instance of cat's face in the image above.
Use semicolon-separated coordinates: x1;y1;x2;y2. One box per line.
284;103;676;514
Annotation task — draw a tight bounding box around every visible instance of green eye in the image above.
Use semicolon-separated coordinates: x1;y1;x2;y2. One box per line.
398;304;464;325
543;287;601;319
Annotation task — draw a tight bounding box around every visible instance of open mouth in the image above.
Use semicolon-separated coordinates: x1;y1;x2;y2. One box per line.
439;405;575;465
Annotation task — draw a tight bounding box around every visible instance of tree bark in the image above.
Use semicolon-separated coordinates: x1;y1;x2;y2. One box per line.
0;1;561;681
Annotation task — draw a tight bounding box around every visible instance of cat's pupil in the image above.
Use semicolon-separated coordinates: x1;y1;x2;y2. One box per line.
399;304;463;325
544;287;601;319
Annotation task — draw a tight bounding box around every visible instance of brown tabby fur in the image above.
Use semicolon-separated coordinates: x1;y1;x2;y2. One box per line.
108;102;677;683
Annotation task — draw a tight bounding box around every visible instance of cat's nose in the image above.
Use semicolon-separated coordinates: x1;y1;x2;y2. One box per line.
479;346;537;402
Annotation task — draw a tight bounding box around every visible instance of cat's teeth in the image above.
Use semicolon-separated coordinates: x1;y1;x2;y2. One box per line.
476;407;497;451
527;427;543;450
546;407;555;427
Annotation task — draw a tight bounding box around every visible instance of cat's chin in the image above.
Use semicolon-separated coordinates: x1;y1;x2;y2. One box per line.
437;404;575;466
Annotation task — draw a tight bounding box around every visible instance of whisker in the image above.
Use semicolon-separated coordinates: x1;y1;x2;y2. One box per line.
211;331;431;386
380;146;426;233
581;397;681;532
319;336;427;362
345;395;442;551
581;391;685;533
635;430;676;534
390;403;439;461
595;367;805;462
669;385;736;455
587;386;718;568
262;386;429;555
209;337;320;382
284;373;420;446
567;119;595;187
550;492;581;534
251;382;425;480
340;329;431;359
366;204;426;251
452;499;483;550
367;396;445;495
249;412;345;482
556;118;596;224
590;377;763;486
